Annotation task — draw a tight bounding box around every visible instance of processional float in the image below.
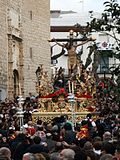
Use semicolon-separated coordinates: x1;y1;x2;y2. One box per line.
32;30;97;125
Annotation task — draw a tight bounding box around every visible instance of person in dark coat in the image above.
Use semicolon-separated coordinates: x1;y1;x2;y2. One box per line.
12;135;31;160
25;136;48;154
61;122;76;144
46;133;56;153
9;133;28;159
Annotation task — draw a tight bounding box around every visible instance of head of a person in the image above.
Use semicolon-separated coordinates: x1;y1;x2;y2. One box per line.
103;132;112;141
0;147;11;160
33;136;41;144
74;149;87;160
93;136;102;143
22;153;35;160
114;143;120;158
100;154;113;160
86;114;92;119
83;141;93;151
16;133;26;141
28;121;33;127
55;142;64;152
40;152;50;160
50;152;60;160
64;123;72;131
46;133;52;139
101;142;116;155
34;153;46;160
93;141;102;151
59;148;75;160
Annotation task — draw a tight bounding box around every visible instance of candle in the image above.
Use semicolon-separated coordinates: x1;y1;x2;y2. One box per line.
19;83;22;95
72;82;74;94
68;81;71;93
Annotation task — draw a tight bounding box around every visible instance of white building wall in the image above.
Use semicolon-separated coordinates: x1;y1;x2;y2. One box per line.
50;11;120;76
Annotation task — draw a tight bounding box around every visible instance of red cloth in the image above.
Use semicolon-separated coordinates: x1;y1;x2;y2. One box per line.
86;106;96;112
40;88;68;98
26;127;36;136
75;94;92;99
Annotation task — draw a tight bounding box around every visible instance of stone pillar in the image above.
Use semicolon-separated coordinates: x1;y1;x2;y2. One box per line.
19;42;24;96
8;35;14;99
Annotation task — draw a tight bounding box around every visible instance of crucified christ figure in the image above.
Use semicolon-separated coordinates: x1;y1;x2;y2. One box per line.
51;36;95;76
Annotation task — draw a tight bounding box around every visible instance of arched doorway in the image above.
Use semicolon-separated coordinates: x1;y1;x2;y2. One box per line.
13;69;19;98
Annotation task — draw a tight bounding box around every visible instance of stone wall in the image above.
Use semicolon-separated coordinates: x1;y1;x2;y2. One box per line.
0;1;8;100
22;0;51;96
0;0;50;99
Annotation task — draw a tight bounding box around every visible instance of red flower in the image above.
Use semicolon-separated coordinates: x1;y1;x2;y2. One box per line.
86;106;95;112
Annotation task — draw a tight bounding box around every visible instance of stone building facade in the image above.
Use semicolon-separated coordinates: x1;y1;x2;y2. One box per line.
0;0;51;100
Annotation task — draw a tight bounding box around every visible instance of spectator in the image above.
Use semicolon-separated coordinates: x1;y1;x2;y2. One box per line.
101;142;116;155
34;153;46;160
100;154;113;160
46;132;56;153
0;147;11;160
50;152;60;160
114;144;120;160
22;153;35;160
25;136;48;154
59;148;75;160
103;131;112;142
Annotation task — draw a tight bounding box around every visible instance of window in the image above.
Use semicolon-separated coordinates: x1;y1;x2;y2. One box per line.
30;47;33;59
98;50;113;73
30;11;32;20
99;56;109;73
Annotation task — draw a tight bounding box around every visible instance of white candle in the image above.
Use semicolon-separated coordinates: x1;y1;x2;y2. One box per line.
19;83;22;95
72;82;74;94
68;81;71;93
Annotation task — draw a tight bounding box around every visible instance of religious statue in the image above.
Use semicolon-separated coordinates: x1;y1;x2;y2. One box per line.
53;67;65;91
51;47;65;65
35;64;44;83
51;31;95;77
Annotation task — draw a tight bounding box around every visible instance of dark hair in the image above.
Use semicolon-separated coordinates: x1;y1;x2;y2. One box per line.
33;136;41;144
74;149;87;160
101;142;116;155
93;141;102;150
86;113;92;119
64;122;72;130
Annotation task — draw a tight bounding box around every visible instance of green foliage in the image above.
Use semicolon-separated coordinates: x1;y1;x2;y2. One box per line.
86;0;120;78
87;0;120;52
85;0;120;97
88;0;120;33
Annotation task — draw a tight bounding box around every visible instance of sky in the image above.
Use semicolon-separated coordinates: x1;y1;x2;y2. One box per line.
50;0;120;13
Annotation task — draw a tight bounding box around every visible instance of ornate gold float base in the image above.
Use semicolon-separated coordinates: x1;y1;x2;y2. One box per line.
32;111;99;123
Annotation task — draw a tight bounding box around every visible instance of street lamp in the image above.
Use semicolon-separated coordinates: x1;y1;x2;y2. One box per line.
17;83;24;131
68;93;76;131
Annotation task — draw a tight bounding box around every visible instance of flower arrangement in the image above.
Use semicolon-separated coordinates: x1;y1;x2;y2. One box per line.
52;88;68;103
76;124;89;140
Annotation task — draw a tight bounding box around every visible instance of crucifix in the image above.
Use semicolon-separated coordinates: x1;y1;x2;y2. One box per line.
49;30;95;77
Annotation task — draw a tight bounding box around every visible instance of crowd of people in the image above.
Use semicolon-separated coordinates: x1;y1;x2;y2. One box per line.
0;100;118;160
0;75;119;160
